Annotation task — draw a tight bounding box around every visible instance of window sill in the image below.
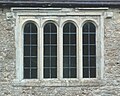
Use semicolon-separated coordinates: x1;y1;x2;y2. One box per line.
12;79;102;87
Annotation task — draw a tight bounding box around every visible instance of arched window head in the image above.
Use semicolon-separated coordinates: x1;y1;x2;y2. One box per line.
83;22;96;78
63;22;77;78
24;22;37;79
44;23;57;78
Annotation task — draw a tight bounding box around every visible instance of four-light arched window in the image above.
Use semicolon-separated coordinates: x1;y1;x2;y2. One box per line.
23;21;96;79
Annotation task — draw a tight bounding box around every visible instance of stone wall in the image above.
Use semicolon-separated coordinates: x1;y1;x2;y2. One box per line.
0;8;120;96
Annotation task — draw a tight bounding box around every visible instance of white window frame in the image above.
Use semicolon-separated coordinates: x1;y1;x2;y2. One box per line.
11;7;107;86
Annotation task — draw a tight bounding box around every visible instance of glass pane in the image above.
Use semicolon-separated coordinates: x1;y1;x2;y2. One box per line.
70;57;76;67
24;34;30;44
31;34;37;44
90;57;96;67
90;23;95;32
63;34;69;44
63;57;69;67
24;23;30;33
24;46;30;56
31;46;37;56
31;24;37;33
51;68;57;78
90;68;96;78
51;46;57;56
51;57;57;67
44;34;50;44
83;68;89;78
63;24;69;33
70;24;76;33
51;34;57;44
90;34;95;44
24;57;30;67
44;68;50;78
63;68;69;78
44;46;50;56
51;23;57;33
83;45;88;55
70;34;76;44
70;68;76;78
83;23;88;32
83;57;89;67
44;24;49;33
63;46;69;56
31;57;37;67
44;57;50;67
24;69;30;79
31;69;37;78
90;45;96;55
70;46;76;56
83;34;88;44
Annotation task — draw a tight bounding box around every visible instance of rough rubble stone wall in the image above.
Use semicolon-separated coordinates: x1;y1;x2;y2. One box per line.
0;8;120;96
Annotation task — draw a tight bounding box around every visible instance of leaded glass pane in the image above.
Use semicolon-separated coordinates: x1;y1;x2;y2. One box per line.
24;22;37;79
83;22;96;78
44;23;57;78
63;22;77;78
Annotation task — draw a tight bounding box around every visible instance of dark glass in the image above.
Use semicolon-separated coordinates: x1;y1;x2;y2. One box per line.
63;22;76;78
70;57;76;67
24;23;30;33
31;46;37;56
44;34;50;44
51;23;57;33
63;34;69;44
90;57;96;67
31;69;37;78
24;57;30;67
31;57;37;67
83;45;88;55
83;34;88;44
51;68;57;78
51;57;57;67
44;57;50;67
90;68;96;78
70;34;76;44
44;46;50;56
63;68;69;78
51;34;57;44
63;23;69;33
71;68;76;78
24;34;30;44
83;23;88;32
63;57;69;67
31;34;37;44
44;68;50;78
83;57;89;67
90;23;95;32
24;69;30;79
90;34;95;44
83;22;96;78
44;23;57;78
63;46;69;56
70;46;76;56
24;46;30;56
83;68;89;78
51;46;57;56
31;24;37;33
24;22;37;79
90;45;96;55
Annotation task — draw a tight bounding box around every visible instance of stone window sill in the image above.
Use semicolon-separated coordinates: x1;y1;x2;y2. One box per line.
12;79;102;87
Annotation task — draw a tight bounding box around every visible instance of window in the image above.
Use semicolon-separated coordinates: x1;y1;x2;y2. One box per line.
14;8;104;86
44;23;57;78
83;22;96;78
63;22;77;78
23;22;37;79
